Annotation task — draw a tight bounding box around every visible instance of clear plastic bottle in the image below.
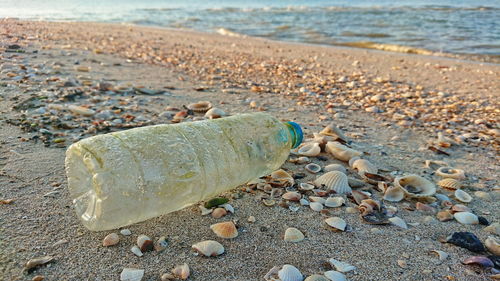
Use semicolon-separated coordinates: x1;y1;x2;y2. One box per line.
65;112;303;231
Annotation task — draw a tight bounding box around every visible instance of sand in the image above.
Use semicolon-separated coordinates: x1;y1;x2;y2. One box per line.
0;19;499;281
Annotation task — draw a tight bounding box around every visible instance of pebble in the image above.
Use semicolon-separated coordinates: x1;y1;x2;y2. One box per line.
247;216;256;223
120;268;144;281
120;229;132;236
137;235;154;252
102;233;120;247
130;246;143;257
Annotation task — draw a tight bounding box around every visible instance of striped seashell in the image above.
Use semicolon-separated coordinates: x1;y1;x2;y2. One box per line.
324;164;347;174
314;171;352;194
437;178;462;191
352;159;378;174
278;265;303;281
325;142;362;162
210;221;238;239
435;167;466;180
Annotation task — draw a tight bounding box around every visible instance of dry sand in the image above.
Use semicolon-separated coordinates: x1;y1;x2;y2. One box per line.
0;20;499;281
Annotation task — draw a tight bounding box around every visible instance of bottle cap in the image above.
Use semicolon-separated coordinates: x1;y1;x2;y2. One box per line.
285;121;303;149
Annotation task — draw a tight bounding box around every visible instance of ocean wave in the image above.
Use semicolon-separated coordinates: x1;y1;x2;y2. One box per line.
338;41;434;55
341;32;391;38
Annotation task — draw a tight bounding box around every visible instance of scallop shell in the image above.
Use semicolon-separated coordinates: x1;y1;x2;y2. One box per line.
394;174;436;198
192;240;225;256
204;108;226;119
299;183;315;191
388;216;408;229
187;101;212;113
304;275;329;281
284;227;305;242
278;265;303;281
310;202;324;212
454;189;472;203
485;236;500;256
324;164;347;174
282;192;302;201
314;171;352;194
211;207;227;219
171;263;190;280
270;169;295;186
320;123;349;144
352;159;377;174
325;217;347;231
325;142;362;162
383;185;405;202
437;178;462;191
210;221;238;239
325;197;345;208
435;167;466;180
137;235;154;252
298;142;321;157
103;233;120;247
454;212;479;225
323;271;346;281
120;268;144;281
305;163;322;174
328;259;356;273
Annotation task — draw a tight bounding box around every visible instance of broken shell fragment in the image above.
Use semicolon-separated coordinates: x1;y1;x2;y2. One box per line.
320;123;349;144
325;217;347;231
120;268;144;281
212;207;228;219
25;256;54;272
358;199;380;216
278;264;303;281
289;156;310;164
305;163;322;174
451;204;471;213
298;142;321;157
389;216;408;229
305;275;329;281
171;263;190;280
204;107;226;119
137;235;154;252
328;258;356;272
103;233;120;247
462;256;494;268
325;197;345;208
454;212;478;225
436;210;454;222
394;174;436;198
352;159;377;174
299;182;315;191
437;178;462;191
436;167;466;180
314;171;352;194
430;250;449;263
270;169;295;186
446;232;485;252
310;202;324;212
284;227;305;242
325;142;362;162
485;236;500;256
324;164;347;174
324;271;346;281
192;240;225;257
210;221;238;239
454;189;472;203
155;236;168;252
282;192;302;201
131;246;143;257
383;185;405;202
187;101;212;112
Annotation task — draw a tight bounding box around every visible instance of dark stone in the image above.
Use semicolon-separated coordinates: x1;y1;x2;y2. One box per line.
487;255;500;269
446;232;485;253
478;216;489;226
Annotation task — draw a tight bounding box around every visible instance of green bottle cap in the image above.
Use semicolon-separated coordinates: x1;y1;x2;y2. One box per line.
285;121;303;149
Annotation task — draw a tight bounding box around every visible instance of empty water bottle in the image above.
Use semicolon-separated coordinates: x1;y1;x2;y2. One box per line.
65;112;303;231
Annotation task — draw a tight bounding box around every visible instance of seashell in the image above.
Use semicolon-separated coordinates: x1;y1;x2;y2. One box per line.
284;227;305;242
324;164;347;174
67;105;95;116
154;236;168;252
299;198;310;206
352;159;377;174
351;190;371;205
451;204;471;214
484;223;500;236
262;199;276;206
437;178;462;191
212;207;227;219
446;232;485;253
221;203;234;213
312;133;329;150
310;202;324;212
131;246;143;257
454;189;472;203
120;229;132;236
171;263;190;280
298;142;321;157
462;256;494;268
289;156;310;164
271;169;295;187
348;156;361;168
383;185;405;202
328;258;356;272
416;202;435;213
358;199;380;216
485;236;500;256
435;167;466;180
325;197;345;208
25;256;54;272
424;159;448;170
264;266;281;281
305;163;322;174
278;264;303;281
199;205;213;216
120;268;144;281
454;212;478;225
436;132;456;148
430;250;449;262
210;221;238;239
103;233;120;247
309;196;326;204
187;101;212;112
325;142;362;162
137;235;154;252
282;192;302;201
305;275;330;281
435;193;451;202
192;240;225;257
205;197;229;208
204;107;226;119
394;174;436;198
436;210;454;222
313;189;329;197
347;177;366;188
325;217;347;231
314;171;351;194
319;123;349;144
299;182;315;191
389;216;408;229
323;271;346;281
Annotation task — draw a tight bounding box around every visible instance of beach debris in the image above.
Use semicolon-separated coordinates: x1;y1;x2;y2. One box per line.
137;235;154;252
204;197;229;208
383;185;405;202
436;210;454;222
120;268;144;281
325;217;347;231
102;233;120;247
298;142;321;157
323;270;346;281
305;275;329;281
131;246;143;257
397;260;408;268
430;250;449;263
210;221;238;239
299;183;315;191
328;258;356;272
310;202;324;212
435;167;466;180
454;189;472;203
351;159;377;175
462;256;494;268
319;123;349;144
221;203;234;213
187;101;212;113
324;164;347;174
394;174;436;198
437;178;462;191
324;197;345;208
484;223;500;236
283;192;302;201
305;163;322;174
284;227;305;242
454;212;479;225
0;198;15;204
389;216;408;229
32;276;44;281
278;264;303;281
446;232;485;253
204;108;226;119
120;229;132;236
211;207;227;219
154;236;168;252
247;216;256;223
325;142;362;162
270;169;295;187
192;240;225;257
485;236;500;255
171;263;190;280
24;256;54;273
314;171;351;194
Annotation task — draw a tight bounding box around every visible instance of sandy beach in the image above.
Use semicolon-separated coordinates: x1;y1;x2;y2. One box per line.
0;20;499;281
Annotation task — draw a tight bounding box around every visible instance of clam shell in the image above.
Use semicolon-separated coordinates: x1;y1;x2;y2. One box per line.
298;142;321;157
210;221;238;239
352;159;377;174
435;167;466;180
137;235;154;252
171;263;190;280
320;123;349;144
25;256;54;271
310;202;324;212
204;108;226;119
270;169;295;186
437;178;462;191
289;156;310;164
451;204;471;213
192;240;225;257
103;233;120;247
325;217;347;231
485;236;500;256
120;268;144;281
305;275;330;281
324;271;346;281
278;264;303;281
211;207;227;219
454;212;479;225
284;227;305;242
454;189;472;203
383;185;405;202
314;171;352;194
309;196;326;204
348;156;361;168
187;101;212;112
325;142;362;162
324;197;345;208
328;258;356;272
394;174;436;198
324;164;347;174
299;182;315;191
305;163;322;174
221;203;234;213
283;192;302;201
388;216;408;229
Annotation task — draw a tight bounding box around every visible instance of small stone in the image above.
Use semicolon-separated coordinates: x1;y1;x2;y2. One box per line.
154;236;168;252
131;246;143;257
102;233;120;247
478;216;490;226
397;260;408;268
137;235;154;252
120;229;132;236
120;268;144;281
247;216;256;223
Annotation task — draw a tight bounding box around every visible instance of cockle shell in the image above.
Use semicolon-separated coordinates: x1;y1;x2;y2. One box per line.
298;142;321;157
324;271;346;281
324;164;347;174
310;202;324;212
325;142;362;162
485;236;500;255
103;233;120;247
305;275;329;281
210;221;238;239
383;185;405;202
352;159;377;174
437;178;462;191
278;265;303;281
187;101;212;112
204;108;226;119
305;163;322;174
435;167;466;180
120;268;144;281
171;263;190;280
454;212;479;225
328;258;356;272
325;217;347;231
283;192;302;201
325;197;345;208
454;189;472;203
314;171;352;194
212;207;227;219
192;240;225;257
320;123;349;144
299;182;315;191
394;174;436;198
284;227;305;242
270;169;295;186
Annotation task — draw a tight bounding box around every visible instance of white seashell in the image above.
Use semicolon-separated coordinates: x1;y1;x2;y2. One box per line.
171;263;190;280
325;217;347;231
120;229;132;236
485;236;500;256
204;108;226;119
320;123;349;144
454;189;472;203
383;185;405;202
199;205;213;216
192;240;225;257
328;259;356;273
484;223;500;236
278;264;303;281
324;197;345;208
430;250;449;262
435;193;451;202
352;159;377;174
314;171;352;194
120;268;144;281
187;101;212;112
299;182;315;191
130;246;143;257
103;233;120;247
309;196;326;204
221;203;234;213
324;164;347;174
283;192;302;201
435;167;466;180
325;142;362;162
437;178;462;191
298;142;321;157
305;163;322;174
453;212;478;225
299;198;310;206
394;174;436;198
324;271;346;281
310;202;324;212
348;156;360;168
388;216;408;229
210;221;238;239
284;227;305;242
305;275;330;281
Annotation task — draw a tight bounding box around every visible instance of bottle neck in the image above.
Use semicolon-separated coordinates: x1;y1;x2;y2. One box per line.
285;121;303;149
